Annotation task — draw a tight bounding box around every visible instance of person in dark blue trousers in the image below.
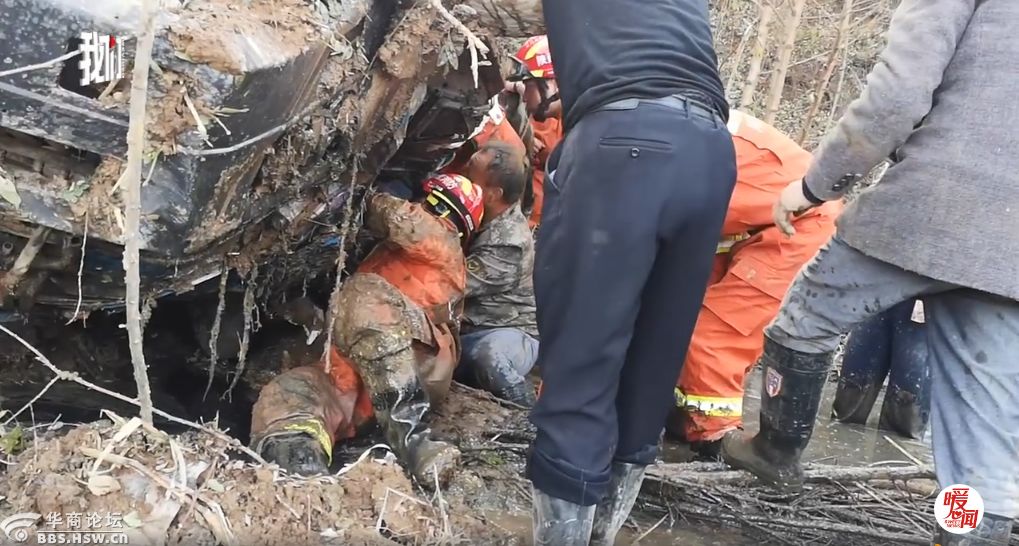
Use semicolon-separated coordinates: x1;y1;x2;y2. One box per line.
526;1;737;543
832;299;931;439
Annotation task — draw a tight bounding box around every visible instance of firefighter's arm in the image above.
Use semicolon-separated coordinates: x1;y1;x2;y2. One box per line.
465;244;524;298
364;193;443;250
803;0;976;202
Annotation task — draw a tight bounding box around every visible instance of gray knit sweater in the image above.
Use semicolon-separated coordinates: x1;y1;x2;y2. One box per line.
804;0;1019;300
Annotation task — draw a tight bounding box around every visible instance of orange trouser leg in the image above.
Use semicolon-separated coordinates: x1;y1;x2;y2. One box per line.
675;222;835;442
250;345;373;462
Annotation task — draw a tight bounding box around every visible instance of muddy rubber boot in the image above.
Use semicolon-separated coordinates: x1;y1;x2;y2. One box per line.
258;431;329;476
590;462;647;546
721;338;832;492
493;380;537;408
878;384;928;440
379;381;461;489
531;486;595;546
831;377;881;425
934;513;1013;545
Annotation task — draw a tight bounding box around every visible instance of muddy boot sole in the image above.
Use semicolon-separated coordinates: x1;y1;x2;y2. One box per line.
259;433;329;476
411;440;461;490
721;432;804;492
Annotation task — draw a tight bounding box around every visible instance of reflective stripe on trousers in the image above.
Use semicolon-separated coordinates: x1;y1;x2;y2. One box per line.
674;387;743;417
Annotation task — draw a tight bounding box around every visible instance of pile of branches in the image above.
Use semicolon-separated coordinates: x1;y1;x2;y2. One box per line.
641;462;1019;545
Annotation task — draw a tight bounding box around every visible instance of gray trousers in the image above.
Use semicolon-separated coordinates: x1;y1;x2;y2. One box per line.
458;328;539;391
768;236;1019;518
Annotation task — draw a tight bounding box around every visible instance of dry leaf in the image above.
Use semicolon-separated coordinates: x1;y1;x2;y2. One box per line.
0;171;22;209
122;511;143;528
87;474;122;496
206;479;225;493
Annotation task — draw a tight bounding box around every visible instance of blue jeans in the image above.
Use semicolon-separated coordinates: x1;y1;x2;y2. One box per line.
769;236;1019;518
458;328;539;393
835;299;931;438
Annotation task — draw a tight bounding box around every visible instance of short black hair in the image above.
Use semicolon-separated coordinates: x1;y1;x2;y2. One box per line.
479;141;528;205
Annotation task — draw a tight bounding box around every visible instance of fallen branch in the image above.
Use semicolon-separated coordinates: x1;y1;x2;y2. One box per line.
1;226;50;297
224;267;258;398
430;0;490;87
121;0;159;425
66;211;90;325
647;461;933;487
204;269;229;401
322;159;361;372
0;323;267;465
0;49;81;78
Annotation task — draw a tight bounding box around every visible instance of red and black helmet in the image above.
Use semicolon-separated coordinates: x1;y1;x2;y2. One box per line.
421;173;485;244
508;35;555;82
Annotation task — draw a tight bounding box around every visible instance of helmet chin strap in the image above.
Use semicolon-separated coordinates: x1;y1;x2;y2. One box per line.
532;78;559;122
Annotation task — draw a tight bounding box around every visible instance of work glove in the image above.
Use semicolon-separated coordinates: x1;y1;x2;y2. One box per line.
773;179;820;237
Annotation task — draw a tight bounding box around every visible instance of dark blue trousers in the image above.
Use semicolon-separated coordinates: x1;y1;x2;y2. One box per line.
835;299;932;438
526;97;737;506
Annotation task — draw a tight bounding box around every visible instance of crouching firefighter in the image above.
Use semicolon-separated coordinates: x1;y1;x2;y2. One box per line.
666;109;840;457
249;174;484;487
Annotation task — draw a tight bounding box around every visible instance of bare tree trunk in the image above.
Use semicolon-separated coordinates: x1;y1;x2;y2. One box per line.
739;0;774;109
122;0;159;425
724;20;757;100
798;0;855;144
762;0;806;124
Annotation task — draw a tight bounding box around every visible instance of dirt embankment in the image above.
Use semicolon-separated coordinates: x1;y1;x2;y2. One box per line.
0;385;532;545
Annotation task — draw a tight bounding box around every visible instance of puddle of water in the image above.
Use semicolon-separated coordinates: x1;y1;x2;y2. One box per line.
484;512;751;546
662;367;932;466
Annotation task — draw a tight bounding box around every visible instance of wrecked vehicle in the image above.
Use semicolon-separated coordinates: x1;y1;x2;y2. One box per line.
0;0;542;428
0;0;517;322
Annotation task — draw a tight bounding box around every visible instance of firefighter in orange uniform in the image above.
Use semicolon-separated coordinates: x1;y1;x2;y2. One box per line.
504;35;564;230
250;174;484;487
665;110;841;456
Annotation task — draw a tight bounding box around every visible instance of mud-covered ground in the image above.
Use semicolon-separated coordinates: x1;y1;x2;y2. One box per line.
0;384;537;546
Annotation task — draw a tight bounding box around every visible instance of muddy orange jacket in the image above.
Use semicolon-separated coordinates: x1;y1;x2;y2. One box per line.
722;111;839;236
528;116;564;228
357;193;467;312
442;102;527;176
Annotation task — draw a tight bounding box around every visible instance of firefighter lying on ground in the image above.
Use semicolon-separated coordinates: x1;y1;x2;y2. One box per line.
832;298;931;439
665;109;842;457
453;141;539;407
249;174;484;488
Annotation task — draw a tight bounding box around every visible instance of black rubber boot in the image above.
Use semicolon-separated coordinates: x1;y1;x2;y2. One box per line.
531;487;596;546
590;462;647;546
878;384;929;440
721;337;833;492
259;432;329;476
933;512;1013;545
379;379;460;490
831;377;881;425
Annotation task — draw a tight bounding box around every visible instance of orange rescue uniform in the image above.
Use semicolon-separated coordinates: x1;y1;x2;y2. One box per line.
251;193;467;461
671;111;842;443
442;100;527;176
527;115;564;229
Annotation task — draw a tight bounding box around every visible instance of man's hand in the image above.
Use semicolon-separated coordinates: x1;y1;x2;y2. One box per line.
773;180;819;237
504;80;525;96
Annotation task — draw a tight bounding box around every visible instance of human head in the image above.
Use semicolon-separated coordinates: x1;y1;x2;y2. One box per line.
421;173;485;246
507;35;561;121
465;141;528;218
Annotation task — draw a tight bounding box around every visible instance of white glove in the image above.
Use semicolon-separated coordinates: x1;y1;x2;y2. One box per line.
773;180;819;237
